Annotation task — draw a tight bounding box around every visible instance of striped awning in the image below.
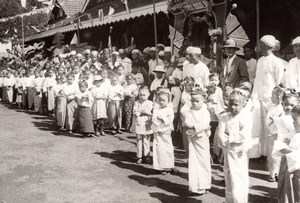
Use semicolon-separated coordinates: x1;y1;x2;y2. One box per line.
25;1;168;42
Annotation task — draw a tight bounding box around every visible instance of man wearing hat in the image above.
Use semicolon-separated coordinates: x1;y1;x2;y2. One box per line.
183;47;210;88
285;36;300;91
148;47;164;80
118;49;132;74
221;38;249;89
150;65;168;98
251;35;285;158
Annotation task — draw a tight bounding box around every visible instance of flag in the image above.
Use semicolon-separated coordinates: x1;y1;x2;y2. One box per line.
108;6;115;19
169;25;184;57
31;26;40;33
98;9;104;21
87;13;93;26
70;33;78;45
225;13;250;55
20;0;26;8
121;0;130;14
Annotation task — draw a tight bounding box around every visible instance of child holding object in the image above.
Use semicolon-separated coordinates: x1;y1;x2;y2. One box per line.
75;80;95;138
152;87;175;175
181;87;212;196
218;89;253;203
131;86;153;164
91;75;109;136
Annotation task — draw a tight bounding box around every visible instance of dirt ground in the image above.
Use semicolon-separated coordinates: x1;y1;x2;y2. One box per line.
0;104;277;203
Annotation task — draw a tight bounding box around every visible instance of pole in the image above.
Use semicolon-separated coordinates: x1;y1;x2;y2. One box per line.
153;0;158;63
76;0;80;45
256;0;260;60
21;16;25;60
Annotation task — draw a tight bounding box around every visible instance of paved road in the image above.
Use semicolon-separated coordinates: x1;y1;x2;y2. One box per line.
0;104;277;203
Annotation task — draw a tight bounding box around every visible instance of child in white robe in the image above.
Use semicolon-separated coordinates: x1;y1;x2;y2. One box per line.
182;87;211;195
131;86;153;164
265;86;285;182
218;89;253;203
91;75;109;136
277;105;300;203
152;87;175;174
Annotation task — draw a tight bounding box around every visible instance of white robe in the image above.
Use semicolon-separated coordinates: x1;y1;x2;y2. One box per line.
251;53;285;157
285;57;300;91
152;106;174;170
218;109;252;203
182;105;211;193
182;61;210;88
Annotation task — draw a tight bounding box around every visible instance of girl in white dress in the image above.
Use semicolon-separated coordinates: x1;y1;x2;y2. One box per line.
91;75;109;136
152;87;175;175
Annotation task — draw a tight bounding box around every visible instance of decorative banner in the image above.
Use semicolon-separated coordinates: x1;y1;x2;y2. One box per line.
169;25;184;57
87;13;93;26
108;6;115;19
98;9;104;21
121;0;130;14
70;33;78;45
20;0;26;8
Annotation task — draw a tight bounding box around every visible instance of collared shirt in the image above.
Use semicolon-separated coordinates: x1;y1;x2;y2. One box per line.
183;61;210;88
224;55;236;76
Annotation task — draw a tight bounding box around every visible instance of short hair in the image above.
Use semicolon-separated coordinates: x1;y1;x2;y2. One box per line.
67;73;75;79
78;80;88;87
125;73;134;80
209;73;219;80
156;87;172;102
229;88;248;105
139;85;150;94
191;87;207;98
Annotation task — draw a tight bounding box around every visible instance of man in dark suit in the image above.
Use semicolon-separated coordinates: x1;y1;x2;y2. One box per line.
220;39;249;89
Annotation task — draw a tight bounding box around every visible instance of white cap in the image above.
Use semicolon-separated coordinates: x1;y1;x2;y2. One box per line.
132;49;140;54
94;75;102;80
70;50;76;55
112;51;119;56
158;51;164;56
292;37;300;45
260;35;276;48
189;47;201;54
84;49;90;54
150;47;156;52
164;46;171;52
91;51;98;56
273;40;281;51
76;53;82;58
153;65;166;73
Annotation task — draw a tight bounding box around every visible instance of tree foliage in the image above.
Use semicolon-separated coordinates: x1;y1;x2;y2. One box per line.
0;0;50;43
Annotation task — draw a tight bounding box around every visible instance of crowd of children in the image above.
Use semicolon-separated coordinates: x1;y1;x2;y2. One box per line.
1;44;300;202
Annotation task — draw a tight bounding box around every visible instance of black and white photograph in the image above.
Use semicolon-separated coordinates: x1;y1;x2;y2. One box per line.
0;0;299;202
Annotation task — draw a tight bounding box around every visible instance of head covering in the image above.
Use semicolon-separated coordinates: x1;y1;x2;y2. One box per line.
94;75;102;81
84;49;90;55
222;38;239;50
292;37;300;45
150;47;156;52
76;53;82;58
143;47;150;54
186;46;193;54
118;49;125;54
177;57;186;66
158;51;164;56
132;49;140;54
157;43;165;50
91;50;98;56
164;46;171;53
70;51;76;55
112;51;119;56
153;65;166;73
189;47;202;54
273;40;281;51
260;35;277;48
